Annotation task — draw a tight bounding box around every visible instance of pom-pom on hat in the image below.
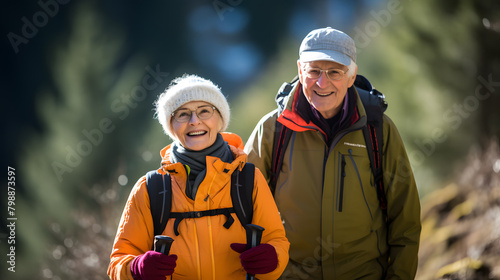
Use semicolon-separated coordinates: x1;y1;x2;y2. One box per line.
155;74;230;140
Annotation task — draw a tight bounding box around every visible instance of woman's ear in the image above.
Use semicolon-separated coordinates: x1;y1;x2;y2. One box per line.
218;114;224;132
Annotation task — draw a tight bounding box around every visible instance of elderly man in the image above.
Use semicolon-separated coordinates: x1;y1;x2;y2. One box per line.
244;27;421;279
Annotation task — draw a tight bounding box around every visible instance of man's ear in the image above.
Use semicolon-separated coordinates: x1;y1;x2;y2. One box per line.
348;65;358;87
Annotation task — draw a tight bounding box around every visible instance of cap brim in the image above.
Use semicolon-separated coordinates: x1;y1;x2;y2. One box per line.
299;50;351;66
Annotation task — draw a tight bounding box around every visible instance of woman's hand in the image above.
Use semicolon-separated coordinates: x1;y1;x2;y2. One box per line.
230;243;278;274
130;251;177;280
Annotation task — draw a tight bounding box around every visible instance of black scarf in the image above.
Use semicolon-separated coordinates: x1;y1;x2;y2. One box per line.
169;133;233;199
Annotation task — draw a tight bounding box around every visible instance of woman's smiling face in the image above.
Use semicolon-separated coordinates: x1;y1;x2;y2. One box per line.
170;101;223;151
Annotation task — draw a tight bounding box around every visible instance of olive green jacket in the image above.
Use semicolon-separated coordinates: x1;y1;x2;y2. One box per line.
244;83;421;279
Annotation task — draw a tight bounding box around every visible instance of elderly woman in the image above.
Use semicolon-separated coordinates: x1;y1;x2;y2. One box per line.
107;74;289;280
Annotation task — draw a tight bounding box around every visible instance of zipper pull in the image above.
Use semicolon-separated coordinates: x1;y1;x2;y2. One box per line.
341;156;347;177
184;164;191;175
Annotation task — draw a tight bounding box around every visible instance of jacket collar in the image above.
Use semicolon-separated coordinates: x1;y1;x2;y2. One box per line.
157;132;248;176
277;81;366;136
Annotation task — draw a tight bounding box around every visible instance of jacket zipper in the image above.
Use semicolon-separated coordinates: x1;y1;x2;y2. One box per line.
338;155;346;212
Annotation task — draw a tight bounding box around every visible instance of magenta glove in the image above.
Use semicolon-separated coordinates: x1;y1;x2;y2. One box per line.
230;243;278;274
130;251;177;280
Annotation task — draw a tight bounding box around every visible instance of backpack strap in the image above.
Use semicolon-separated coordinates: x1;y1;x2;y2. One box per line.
169;163;255;236
362;124;387;217
230;163;255;226
170;208;235;236
355;75;388;218
270;122;293;195
146;170;172;237
269;77;298;194
275;76;298;116
146;163;256;237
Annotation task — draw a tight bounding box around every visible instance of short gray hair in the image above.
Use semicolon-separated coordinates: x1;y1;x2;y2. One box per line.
346;59;357;79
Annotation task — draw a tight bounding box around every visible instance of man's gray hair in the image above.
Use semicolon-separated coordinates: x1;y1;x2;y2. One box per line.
346;59;357;79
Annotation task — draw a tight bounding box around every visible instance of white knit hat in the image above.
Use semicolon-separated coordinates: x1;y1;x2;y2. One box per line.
155;74;230;140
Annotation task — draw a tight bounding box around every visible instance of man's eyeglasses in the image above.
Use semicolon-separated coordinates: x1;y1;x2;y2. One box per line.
302;66;346;81
172;105;217;123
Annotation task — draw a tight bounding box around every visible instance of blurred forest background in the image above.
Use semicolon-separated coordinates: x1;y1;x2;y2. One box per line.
1;0;499;279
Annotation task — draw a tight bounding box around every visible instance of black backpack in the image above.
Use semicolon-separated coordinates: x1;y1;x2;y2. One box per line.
270;74;389;216
146;163;255;237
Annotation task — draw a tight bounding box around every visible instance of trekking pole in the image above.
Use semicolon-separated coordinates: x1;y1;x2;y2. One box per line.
154;235;174;255
244;224;265;280
154;235;175;280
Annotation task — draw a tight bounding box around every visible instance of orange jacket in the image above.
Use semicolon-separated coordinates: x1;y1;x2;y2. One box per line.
108;133;289;280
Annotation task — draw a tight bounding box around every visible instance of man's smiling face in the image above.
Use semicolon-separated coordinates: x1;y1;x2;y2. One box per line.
298;60;357;119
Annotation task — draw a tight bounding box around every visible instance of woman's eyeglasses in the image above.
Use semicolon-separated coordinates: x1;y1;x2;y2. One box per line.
172;105;216;123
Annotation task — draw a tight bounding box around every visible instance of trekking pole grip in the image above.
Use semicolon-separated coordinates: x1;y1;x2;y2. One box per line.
154;235;174;255
245;224;265;280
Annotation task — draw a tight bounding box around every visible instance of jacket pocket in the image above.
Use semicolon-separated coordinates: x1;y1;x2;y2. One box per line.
334;149;375;242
